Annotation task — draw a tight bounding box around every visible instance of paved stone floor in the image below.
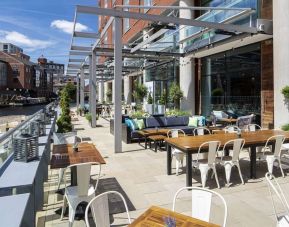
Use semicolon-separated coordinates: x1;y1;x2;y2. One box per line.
37;112;289;227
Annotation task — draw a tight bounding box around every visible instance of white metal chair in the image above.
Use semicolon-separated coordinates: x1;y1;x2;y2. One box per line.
258;135;286;178
265;172;289;227
167;129;186;175
173;186;227;227
60;162;101;227
192;141;221;188
85;191;131;227
53;132;81;190
224;125;240;133
217;139;245;186
246;124;262;132
193;127;211;136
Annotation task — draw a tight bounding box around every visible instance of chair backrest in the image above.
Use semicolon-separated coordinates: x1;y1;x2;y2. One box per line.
224;126;239;134
264;135;285;157
173;187;227;227
236;114;254;130
246;124;262;132
167;129;186;138
197;141;221;165
213;111;228;120
63;162;101;196
85;191;131;227
222;139;245;162
193;127;211;136
53;132;77;145
265;173;289;224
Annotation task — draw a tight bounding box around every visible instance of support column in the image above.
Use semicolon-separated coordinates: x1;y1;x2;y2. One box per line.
91;51;97;128
273;0;289;128
123;76;132;104
179;0;195;114
114;17;122;153
104;82;109;103
89;54;92;112
80;67;85;108
98;79;104;103
76;73;80;109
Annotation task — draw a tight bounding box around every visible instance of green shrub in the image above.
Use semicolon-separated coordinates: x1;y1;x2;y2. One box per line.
281;86;289;99
211;88;224;96
147;92;153;104
85;113;98;123
133;83;148;103
165;109;191;117
159;92;166;105
169;83;183;109
56;117;72;133
130;110;150;119
282;124;289;131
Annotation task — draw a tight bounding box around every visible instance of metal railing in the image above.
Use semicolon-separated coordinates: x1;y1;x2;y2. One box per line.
0;102;56;170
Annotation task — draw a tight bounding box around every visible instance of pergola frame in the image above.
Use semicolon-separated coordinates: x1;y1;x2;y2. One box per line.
67;4;267;153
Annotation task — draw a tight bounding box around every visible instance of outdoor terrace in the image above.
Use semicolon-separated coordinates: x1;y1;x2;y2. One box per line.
37;108;289;227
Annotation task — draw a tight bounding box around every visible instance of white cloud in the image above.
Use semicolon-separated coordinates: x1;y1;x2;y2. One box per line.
0;30;53;51
50;20;89;34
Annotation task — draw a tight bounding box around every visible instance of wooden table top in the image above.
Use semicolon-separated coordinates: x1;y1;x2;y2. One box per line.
138;128;170;136
129;206;220;227
148;135;167;141
50;143;106;169
165;130;289;152
218;118;237;123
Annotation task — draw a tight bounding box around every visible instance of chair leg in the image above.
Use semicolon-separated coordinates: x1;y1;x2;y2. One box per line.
60;196;67;220
176;160;180;176
236;162;245;184
199;166;209;188
266;156;275;175
278;158;285;178
68;202;77;227
57;168;65;190
213;166;220;189
224;163;232;186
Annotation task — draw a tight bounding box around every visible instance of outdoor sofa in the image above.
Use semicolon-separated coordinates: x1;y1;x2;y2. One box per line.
110;116;205;144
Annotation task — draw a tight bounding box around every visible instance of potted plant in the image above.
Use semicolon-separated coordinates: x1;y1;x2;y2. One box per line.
106;89;112;103
282;124;289;131
85;113;99;127
158;91;166;114
133;83;148;104
76;107;84;116
145;92;153;114
169;82;183;109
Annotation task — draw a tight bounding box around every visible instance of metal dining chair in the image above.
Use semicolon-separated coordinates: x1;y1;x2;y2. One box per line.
167;129;186;175
217;139;245;186
173;186;227;227
85;191;131;227
193;127;211;136
192;141;221;188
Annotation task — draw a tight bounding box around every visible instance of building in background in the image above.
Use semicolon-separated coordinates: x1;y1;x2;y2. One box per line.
0;42;23;54
96;0;278;128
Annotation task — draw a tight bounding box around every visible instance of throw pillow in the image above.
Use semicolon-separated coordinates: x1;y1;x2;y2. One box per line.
125;119;139;131
134;119;145;130
188;117;198;127
198;116;206;126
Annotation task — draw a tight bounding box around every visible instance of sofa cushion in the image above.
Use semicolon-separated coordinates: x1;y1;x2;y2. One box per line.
166;116;186;126
145;117;166;128
134;119;145;130
131;130;142;139
166;126;195;135
125;119;138;131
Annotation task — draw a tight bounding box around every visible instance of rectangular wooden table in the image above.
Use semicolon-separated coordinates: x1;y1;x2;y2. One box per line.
138;129;170;149
129;206;220;227
165;130;289;187
51;143;106;169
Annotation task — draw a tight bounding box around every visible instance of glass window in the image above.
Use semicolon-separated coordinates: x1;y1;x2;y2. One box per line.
200;43;261;120
123;0;130;33
144;0;152;13
0;62;7;87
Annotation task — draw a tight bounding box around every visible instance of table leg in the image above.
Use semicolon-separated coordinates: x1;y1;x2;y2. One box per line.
167;144;172;175
186;153;192;187
250;145;257;179
155;141;158;152
145;137;147;149
71;166;78;186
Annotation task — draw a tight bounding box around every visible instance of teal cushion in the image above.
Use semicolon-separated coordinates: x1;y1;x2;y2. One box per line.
198;116;206;126
125;119;139;130
188;117;198;127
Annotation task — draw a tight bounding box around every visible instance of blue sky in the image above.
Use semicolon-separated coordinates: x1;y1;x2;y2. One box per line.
0;0;99;66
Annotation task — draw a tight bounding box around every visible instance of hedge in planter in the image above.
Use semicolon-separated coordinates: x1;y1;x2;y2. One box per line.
281;86;289;99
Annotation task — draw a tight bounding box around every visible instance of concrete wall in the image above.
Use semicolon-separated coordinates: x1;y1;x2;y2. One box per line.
273;0;289;128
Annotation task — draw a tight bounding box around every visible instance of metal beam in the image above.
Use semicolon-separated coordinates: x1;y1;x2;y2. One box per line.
80;68;85;108
69;58;85;62
71;45;92;51
91;51;97;128
76;74;80;108
76;5;258;34
69;51;90;56
92;17;114;50
115;5;255;12
74;31;99;39
114;17;122;153
130;29;169;53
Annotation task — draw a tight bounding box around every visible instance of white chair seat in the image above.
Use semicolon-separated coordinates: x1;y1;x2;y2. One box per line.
66;185;95;198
